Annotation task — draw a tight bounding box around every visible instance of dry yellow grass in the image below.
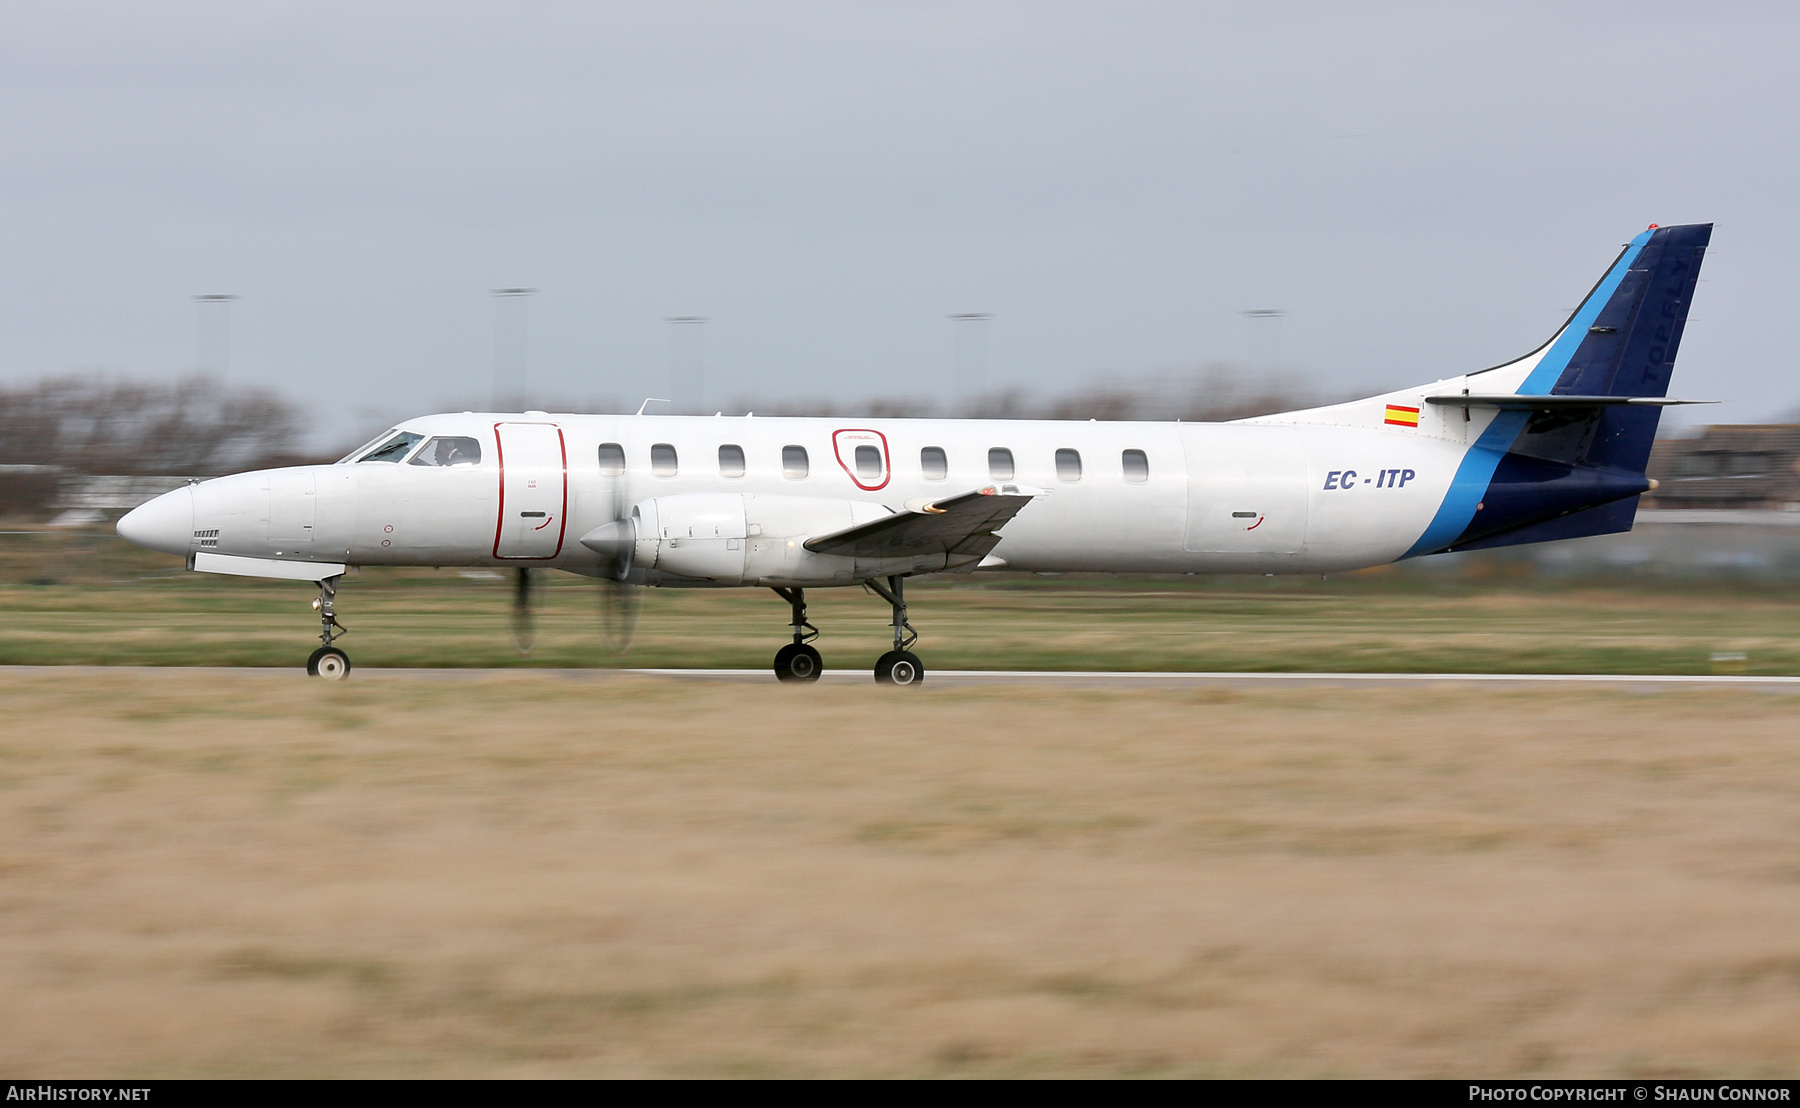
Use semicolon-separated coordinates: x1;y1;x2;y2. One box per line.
1;671;1797;1076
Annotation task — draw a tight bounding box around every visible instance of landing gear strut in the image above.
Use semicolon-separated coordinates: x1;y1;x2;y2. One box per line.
770;587;822;682
306;575;351;680
867;575;924;686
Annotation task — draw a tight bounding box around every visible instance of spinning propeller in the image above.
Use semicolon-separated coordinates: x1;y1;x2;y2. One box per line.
582;517;642;654
511;566;536;655
508;555;641;657
507;474;643;658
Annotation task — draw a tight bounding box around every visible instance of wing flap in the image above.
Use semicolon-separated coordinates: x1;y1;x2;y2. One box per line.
803;486;1040;560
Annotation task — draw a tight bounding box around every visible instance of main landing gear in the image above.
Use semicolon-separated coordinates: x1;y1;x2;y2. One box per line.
866;575;924;687
305;575;351;680
770;587;822;682
768;577;925;687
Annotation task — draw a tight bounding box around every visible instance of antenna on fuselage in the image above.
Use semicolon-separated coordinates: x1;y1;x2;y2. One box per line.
636;397;671;416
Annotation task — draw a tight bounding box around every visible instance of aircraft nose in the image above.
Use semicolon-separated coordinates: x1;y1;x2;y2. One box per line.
116;486;195;556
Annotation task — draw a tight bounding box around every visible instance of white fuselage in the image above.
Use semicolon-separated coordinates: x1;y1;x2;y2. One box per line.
165;405;1483;583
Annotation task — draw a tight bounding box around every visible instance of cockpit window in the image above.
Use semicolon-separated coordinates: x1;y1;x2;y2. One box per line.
357;431;424;463
337;428;398;464
409;436;483;467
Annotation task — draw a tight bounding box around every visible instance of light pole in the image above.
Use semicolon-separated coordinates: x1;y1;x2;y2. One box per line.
665;316;707;414
193;294;238;386
1240;309;1286;375
492;288;536;410
949;313;992;407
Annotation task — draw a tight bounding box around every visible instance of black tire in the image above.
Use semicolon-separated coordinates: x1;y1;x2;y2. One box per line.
307;646;351;681
774;643;823;683
874;650;924;687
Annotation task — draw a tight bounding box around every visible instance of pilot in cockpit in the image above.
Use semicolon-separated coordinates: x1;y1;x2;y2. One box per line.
411;435;482;467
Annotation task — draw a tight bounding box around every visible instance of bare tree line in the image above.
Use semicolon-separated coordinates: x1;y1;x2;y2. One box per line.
0;375;305;476
376;362;1340;430
730;363;1341;422
0;375;307;516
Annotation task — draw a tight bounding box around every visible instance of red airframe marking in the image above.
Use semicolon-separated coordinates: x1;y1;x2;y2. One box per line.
832;428;891;491
1245;516;1264;531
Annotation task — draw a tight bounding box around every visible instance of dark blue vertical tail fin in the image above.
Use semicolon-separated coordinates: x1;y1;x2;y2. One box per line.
1548;223;1711;473
1406;223;1712;557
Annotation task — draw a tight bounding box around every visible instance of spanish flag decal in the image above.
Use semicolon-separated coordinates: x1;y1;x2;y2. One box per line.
1384;404;1421;428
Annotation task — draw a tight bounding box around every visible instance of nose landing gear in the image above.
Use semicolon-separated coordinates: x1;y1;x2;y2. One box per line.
867;575;924;687
770;587;822;682
305;575;351;680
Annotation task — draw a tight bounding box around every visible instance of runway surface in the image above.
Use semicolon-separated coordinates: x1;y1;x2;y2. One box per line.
5;665;1799;688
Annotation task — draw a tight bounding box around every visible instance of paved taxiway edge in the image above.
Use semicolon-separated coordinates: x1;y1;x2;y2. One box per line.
3;665;1799;688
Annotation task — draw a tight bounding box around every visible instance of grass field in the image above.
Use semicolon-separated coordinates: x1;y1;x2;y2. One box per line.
3;527;1800;674
1;670;1797;1077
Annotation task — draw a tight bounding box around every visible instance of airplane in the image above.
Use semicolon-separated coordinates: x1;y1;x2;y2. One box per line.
117;222;1712;684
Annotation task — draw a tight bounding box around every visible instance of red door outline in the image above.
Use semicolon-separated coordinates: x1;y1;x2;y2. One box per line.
832;428;890;491
491;422;569;560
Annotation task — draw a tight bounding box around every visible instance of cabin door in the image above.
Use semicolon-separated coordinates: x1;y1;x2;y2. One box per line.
1179;425;1309;554
493;422;567;559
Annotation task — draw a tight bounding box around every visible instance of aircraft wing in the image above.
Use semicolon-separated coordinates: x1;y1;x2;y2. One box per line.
803;485;1041;563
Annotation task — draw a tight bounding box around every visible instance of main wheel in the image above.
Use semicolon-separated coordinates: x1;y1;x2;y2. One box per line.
307;646;351;681
874;650;924;686
773;642;823;683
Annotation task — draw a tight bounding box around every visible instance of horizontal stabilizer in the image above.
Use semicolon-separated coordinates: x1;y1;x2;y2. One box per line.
804;485;1040;560
1423;395;1714;410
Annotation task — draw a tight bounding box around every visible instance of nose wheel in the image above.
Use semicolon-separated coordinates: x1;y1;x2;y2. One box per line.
307;646;351;680
306;575;351;680
867;575;925;687
771;587;823;682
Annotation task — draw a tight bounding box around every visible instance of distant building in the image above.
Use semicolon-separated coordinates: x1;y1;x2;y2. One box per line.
1643;425;1800;512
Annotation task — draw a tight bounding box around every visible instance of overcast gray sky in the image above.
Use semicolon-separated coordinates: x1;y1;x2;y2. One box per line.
2;1;1794;441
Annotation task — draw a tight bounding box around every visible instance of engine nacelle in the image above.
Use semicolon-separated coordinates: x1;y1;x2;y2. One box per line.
630;493;753;582
585;493;947;586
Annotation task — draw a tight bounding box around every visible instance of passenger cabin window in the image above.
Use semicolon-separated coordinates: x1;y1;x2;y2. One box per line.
854;445;881;482
782;445;809;479
988;447;1015;482
651;442;679;477
597;442;626;477
718;444;746;478
358;431;423;463
1122;449;1149;483
1055;448;1081;483
921;446;947;481
410;436;482;467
